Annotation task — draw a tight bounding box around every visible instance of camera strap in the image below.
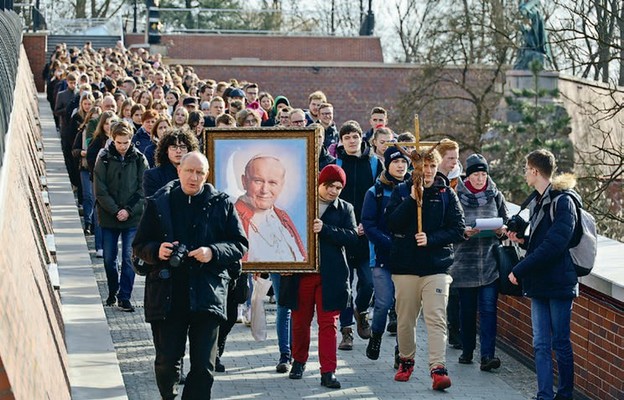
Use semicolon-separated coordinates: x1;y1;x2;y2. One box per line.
515;190;539;216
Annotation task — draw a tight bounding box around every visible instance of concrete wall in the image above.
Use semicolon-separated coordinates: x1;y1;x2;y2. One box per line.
0;48;70;400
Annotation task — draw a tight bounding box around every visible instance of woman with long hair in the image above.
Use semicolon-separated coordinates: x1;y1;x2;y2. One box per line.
172;106;189;129
144;116;172;168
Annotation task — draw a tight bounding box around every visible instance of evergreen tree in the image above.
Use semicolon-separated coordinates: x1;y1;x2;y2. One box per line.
483;60;574;202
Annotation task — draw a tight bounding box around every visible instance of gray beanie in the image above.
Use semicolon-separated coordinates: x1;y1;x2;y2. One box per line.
465;154;489;177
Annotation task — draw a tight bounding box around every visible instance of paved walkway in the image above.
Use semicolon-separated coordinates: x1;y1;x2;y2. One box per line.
41;94;538;399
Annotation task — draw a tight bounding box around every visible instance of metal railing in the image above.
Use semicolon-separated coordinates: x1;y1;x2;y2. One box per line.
0;9;23;169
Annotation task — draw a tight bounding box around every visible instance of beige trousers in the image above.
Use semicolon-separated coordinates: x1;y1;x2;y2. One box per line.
392;273;452;369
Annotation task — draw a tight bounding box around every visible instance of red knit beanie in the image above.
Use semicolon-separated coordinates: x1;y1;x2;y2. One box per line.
319;165;347;187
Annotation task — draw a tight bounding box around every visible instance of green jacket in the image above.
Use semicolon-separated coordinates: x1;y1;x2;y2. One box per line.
94;142;148;229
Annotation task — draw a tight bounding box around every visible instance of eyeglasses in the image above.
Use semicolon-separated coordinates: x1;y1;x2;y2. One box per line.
320;112;333;117
169;144;188;151
291;120;306;125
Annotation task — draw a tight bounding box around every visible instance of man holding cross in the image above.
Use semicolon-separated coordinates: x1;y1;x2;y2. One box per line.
384;147;465;390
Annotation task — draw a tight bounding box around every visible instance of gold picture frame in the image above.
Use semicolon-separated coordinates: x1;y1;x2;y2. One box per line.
203;126;320;273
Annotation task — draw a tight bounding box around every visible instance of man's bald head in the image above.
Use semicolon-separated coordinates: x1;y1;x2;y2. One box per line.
178;152;210;195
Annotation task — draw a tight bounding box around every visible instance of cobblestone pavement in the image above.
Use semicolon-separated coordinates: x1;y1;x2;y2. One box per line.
87;236;538;400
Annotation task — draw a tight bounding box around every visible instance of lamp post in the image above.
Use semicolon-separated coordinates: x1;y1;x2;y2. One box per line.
133;0;137;33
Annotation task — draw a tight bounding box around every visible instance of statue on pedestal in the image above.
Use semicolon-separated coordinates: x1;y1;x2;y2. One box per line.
513;0;550;70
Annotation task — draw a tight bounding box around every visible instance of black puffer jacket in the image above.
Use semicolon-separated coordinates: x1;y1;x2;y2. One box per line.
132;181;248;322
385;174;465;276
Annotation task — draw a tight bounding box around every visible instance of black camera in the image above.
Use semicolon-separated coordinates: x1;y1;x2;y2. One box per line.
507;215;529;239
169;243;188;268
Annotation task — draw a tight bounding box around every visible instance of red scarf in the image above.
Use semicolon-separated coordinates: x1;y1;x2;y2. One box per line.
464;179;487;194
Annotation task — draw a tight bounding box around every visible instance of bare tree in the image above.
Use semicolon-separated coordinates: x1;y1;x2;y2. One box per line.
393;0;516;154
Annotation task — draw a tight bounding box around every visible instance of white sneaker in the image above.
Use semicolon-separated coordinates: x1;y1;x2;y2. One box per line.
96;249;103;258
244;307;252;327
236;304;245;323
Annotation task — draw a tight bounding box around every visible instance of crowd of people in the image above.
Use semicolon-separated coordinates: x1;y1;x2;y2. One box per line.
45;41;579;400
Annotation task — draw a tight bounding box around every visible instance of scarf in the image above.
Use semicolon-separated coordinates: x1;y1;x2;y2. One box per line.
457;177;498;208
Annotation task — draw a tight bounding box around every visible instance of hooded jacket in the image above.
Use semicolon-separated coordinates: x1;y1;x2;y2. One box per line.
334;142;383;261
132;181;248;322
385;173;466;276
93;142;148;229
512;174;579;299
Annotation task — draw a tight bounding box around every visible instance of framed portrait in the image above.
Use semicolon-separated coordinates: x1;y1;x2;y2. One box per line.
204;127;320;273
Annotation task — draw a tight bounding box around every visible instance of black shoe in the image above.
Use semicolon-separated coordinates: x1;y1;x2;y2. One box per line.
386;309;397;335
288;361;305;379
458;353;473;364
393;345;400;370
276;353;291;373
354;311;371;339
105;294;116;306
84;223;93;235
480;356;500;371
448;329;462;349
118;299;135;312
366;332;383;360
320;372;341;389
215;357;225;373
554;393;573;400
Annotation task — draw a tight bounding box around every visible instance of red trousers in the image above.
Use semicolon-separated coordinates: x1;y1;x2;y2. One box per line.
291;273;340;373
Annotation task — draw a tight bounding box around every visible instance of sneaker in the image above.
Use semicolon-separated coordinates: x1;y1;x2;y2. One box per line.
244;306;252;327
215;357;225;373
480;356;501;372
105;294;116;306
320;372;341;389
354;311;371;339
118;299;135;312
394;357;415;382
366;332;383;360
431;365;452;390
288;361;305;379
236;304;245;323
386;309;397;335
276;353;291;373
338;327;354;351
458;353;473;364
96;249;104;258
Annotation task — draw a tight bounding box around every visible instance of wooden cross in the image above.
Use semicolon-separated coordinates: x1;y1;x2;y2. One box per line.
394;115;440;233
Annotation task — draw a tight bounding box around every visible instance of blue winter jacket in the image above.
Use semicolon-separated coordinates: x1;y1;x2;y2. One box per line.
512;180;579;299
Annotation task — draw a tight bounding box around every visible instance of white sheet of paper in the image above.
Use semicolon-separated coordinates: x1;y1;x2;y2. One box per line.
472;217;504;231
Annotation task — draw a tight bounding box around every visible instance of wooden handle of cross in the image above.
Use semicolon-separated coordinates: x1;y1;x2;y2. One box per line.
414;115;423;233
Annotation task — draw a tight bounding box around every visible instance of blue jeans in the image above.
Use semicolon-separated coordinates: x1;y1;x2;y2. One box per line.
458;281;498;358
531;297;575;400
80;170;95;226
270;273;291;356
102;227;137;301
340;256;373;329
371;267;394;334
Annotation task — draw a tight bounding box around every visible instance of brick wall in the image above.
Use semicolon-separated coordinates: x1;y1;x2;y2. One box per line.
0;48;70;400
22;33;47;92
124;33;384;62
190;63;416;129
497;287;624;400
